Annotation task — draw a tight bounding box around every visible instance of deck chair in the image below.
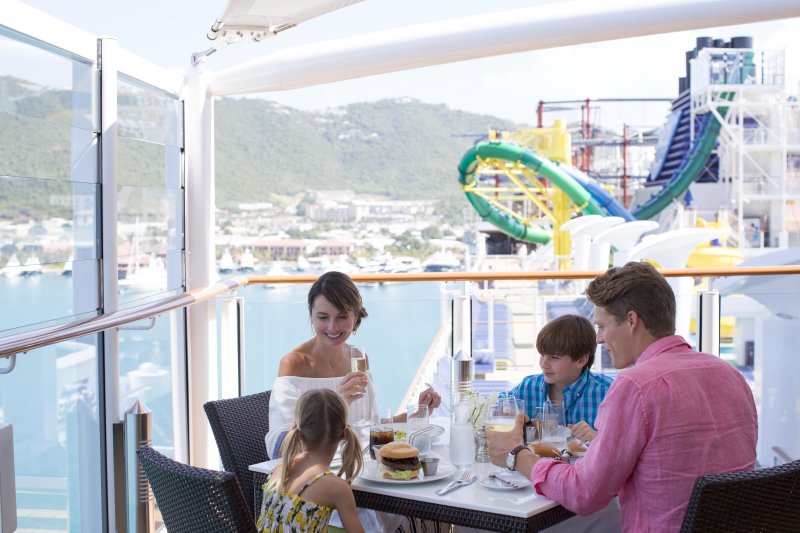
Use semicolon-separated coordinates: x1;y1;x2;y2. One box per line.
203;390;271;517
680;459;800;532
137;446;257;533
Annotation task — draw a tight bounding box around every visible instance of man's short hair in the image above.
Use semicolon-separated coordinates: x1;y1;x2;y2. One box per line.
586;261;676;338
536;314;597;371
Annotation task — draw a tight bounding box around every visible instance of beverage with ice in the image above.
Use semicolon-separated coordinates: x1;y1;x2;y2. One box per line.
484;417;516;432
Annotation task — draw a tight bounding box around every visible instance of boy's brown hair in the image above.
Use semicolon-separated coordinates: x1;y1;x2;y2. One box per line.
536;314;597;371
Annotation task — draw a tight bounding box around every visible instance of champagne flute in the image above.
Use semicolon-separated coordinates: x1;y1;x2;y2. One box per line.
350;345;368;373
349;345;370;434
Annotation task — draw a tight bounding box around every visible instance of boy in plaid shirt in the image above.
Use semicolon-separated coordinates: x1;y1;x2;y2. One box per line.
508;314;613;441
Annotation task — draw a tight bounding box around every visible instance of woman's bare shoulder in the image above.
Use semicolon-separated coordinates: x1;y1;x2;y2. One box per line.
278;343;313;376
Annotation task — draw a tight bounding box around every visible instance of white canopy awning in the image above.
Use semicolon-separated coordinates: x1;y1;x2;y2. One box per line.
208;0;363;41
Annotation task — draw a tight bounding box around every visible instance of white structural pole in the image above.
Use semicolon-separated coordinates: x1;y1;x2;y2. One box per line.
209;0;800;96
99;37;121;533
183;67;219;469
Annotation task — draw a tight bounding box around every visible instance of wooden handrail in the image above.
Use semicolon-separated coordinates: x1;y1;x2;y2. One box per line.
772;446;795;464
0;265;798;359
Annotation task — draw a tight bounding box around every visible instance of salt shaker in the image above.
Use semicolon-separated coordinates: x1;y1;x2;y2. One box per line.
475;426;490;463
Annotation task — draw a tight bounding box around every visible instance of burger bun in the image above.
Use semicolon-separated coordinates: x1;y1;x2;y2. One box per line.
529;442;561;458
379;442;421;480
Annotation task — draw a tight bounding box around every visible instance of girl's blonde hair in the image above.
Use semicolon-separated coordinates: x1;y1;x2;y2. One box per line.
271;389;363;493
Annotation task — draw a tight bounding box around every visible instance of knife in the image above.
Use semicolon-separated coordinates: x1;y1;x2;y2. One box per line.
488;473;523;489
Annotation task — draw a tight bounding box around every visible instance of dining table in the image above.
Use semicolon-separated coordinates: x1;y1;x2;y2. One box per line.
249;417;575;532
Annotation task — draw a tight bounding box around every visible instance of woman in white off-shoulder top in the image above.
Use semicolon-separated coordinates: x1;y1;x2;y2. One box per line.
265;271;441;459
264;271;442;533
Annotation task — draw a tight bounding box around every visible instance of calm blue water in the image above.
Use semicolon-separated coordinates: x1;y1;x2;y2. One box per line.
0;275;443;418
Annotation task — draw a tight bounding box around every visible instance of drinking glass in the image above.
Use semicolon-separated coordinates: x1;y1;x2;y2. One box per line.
542;400;567;444
407;404;429;429
485;397;520;432
369;408;394;460
407;404;431;454
350;345;370;431
449;400;475;467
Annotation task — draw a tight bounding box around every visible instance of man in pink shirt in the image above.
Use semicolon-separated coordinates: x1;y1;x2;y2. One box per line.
487;262;758;532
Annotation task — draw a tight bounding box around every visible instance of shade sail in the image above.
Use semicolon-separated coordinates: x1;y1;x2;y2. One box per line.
208;0;363;41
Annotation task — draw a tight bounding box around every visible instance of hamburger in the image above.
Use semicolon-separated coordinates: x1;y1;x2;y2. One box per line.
378;441;421;480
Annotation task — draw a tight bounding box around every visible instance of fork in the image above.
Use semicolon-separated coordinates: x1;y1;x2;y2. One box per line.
435;469;476;495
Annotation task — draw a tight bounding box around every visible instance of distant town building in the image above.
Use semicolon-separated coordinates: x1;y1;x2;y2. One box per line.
252;239;308;259
308;202;358;222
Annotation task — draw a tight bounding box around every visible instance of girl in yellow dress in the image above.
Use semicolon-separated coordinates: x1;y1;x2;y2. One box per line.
258;389;364;533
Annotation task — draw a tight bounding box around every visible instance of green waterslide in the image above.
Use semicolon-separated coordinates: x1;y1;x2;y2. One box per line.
458;141;604;245
458;94;734;242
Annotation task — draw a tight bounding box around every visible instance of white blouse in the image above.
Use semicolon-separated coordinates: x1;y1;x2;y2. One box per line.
265;374;378;458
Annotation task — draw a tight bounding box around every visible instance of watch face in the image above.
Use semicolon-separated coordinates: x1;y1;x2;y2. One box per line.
506;451;516;471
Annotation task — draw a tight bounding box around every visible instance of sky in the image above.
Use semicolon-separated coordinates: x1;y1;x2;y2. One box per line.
15;0;800;130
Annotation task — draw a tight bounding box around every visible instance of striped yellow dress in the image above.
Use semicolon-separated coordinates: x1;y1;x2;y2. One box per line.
257;471;335;533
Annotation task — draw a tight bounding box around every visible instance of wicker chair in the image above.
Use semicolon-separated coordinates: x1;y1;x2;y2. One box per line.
203;390;271;516
680;459;800;532
137;446;257;533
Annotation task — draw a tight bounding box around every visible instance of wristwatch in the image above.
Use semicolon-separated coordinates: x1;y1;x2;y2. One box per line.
506;444;528;471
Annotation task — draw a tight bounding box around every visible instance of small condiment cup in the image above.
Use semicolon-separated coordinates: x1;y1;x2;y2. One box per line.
420;457;439;476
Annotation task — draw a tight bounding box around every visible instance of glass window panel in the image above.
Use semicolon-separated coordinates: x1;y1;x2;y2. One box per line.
0;113;98;183
0;32;97;132
118;137;181;188
117;186;183;307
118;76;183;147
0;335;103;532
717;276;800;467
119;309;185;457
0;177;99;262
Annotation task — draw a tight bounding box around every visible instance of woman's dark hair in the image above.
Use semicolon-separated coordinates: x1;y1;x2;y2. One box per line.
307;271;368;332
536;314;597;371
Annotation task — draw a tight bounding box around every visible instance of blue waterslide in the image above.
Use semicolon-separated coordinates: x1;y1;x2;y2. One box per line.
555;162;635;221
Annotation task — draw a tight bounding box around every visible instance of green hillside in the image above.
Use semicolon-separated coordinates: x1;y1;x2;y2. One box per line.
214;97;521;206
0;75;522;218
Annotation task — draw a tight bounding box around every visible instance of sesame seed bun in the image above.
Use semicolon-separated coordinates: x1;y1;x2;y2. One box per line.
379;441;419;459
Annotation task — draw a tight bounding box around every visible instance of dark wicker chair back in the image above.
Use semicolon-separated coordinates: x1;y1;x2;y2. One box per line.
680;459;800;532
137;446;257;533
203;390;271;516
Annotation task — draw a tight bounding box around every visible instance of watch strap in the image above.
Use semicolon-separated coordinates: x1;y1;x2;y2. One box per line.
508;444;528;471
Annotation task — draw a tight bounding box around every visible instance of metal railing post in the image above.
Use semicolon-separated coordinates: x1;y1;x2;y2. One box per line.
451;289;474;408
124;400;154;533
0;424;16;533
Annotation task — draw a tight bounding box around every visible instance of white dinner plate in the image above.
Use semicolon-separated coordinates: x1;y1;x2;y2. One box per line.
359;460;457;484
479;471;530;490
393;423;445;442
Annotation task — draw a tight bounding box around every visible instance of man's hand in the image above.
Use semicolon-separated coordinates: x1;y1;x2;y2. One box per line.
568;421;598;442
418;386;441;410
486;413;526;468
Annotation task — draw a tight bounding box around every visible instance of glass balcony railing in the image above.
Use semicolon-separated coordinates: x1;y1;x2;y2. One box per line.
1;267;799;532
